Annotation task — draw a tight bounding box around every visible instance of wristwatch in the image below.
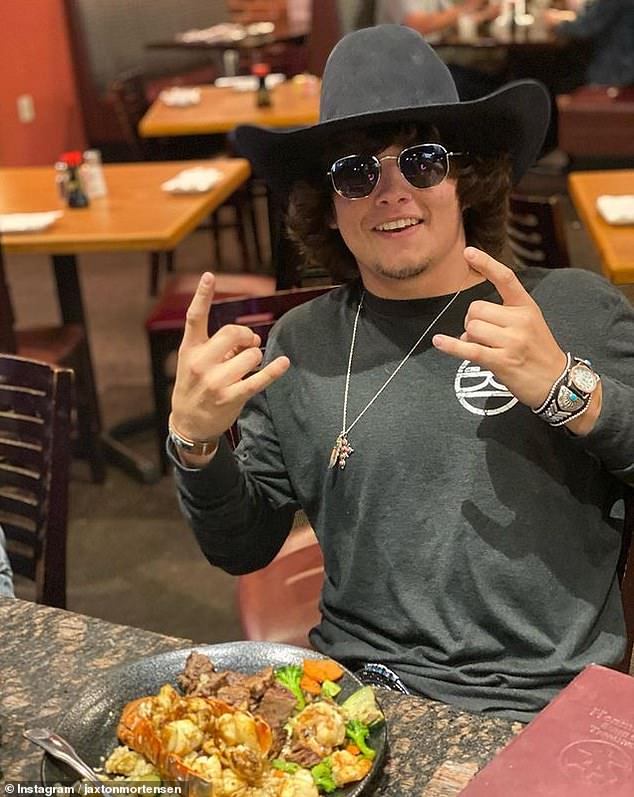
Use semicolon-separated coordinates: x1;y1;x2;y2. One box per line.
168;415;218;456
533;354;600;427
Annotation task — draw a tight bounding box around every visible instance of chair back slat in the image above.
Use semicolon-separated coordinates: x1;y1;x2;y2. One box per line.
507;194;570;270
0;384;52;414
0;476;47;512
0;438;44;473
0;354;72;608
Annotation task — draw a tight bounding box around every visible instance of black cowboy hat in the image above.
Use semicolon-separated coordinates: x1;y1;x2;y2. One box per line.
234;24;550;188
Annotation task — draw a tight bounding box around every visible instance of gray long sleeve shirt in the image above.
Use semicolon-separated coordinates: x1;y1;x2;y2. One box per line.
174;268;634;721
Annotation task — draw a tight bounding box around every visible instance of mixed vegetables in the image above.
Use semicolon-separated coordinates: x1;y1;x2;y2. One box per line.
102;656;384;797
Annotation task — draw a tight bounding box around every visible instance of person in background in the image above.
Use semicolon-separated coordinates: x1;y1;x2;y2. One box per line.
544;0;634;87
0;526;15;598
169;25;634;722
376;0;494;39
375;0;504;99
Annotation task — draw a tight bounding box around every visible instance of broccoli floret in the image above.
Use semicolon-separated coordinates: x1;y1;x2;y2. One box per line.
321;679;342;700
275;664;306;711
271;759;300;774
345;719;376;760
311;757;337;793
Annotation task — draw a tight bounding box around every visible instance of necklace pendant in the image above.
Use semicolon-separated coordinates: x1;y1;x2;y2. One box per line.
329;434;354;470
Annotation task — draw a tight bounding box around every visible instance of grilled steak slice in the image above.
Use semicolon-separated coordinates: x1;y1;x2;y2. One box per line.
257;684;297;756
284;742;324;768
216;684;251;710
177;652;229;696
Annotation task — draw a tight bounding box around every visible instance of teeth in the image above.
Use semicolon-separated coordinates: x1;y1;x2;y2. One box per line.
375;218;419;231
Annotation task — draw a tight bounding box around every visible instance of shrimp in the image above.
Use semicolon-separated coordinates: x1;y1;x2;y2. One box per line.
329;749;373;787
162;718;204;756
291;702;346;755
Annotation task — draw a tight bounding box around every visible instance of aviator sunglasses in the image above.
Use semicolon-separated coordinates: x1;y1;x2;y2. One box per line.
328;143;463;200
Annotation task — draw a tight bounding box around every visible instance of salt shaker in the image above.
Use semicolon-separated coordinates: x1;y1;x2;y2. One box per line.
81;149;108;198
54;161;69;202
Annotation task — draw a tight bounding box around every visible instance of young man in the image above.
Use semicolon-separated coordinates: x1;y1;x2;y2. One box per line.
168;25;634;721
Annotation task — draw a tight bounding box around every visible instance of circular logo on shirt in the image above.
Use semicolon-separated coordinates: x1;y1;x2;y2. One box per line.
454;360;518;416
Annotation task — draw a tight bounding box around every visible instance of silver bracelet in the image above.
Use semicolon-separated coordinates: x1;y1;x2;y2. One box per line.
532;353;600;428
168;414;218;457
532;353;572;415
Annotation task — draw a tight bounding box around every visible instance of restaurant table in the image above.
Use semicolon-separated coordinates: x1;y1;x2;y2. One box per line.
0;159;250;483
139;83;320;291
145;20;310;56
0;597;522;795
139;80;320;138
568;170;634;285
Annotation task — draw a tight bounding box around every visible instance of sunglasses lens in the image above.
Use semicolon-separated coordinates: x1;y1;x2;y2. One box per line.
331;155;379;199
399;144;449;189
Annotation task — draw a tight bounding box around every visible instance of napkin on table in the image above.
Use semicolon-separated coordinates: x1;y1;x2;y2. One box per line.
159;87;201;107
0;211;63;234
596;194;634;225
161;167;222;194
214;73;286;92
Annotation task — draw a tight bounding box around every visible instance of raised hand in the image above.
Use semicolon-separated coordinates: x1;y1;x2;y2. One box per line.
432;247;567;409
170;272;290;454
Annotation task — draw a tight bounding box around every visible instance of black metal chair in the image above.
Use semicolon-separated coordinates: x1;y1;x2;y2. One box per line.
0;243;105;483
0;354;73;608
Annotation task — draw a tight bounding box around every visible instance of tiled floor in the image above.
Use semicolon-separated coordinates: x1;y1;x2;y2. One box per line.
6;170;632;643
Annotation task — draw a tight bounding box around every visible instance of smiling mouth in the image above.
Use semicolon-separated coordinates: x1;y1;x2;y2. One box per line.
373;217;422;233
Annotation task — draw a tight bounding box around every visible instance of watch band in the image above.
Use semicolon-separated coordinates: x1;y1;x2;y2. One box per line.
168;415;218;456
533;353;600;427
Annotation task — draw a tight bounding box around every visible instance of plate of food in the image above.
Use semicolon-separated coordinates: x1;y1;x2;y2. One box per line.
40;641;387;796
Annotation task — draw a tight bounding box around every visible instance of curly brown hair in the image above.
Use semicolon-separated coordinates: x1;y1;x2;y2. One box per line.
286;123;512;282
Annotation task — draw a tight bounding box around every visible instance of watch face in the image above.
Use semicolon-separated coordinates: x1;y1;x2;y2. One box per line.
569;363;598;394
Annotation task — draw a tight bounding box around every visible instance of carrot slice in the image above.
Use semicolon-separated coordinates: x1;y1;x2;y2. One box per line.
346;744;361;756
300;673;322;694
303;658;345;683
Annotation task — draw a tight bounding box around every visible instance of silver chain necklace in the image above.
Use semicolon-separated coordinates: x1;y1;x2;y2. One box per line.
328;285;465;470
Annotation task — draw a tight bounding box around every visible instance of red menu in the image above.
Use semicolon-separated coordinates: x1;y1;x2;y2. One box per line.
460;665;634;796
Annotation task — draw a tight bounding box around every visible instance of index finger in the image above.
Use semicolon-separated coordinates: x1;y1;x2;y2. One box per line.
181;272;215;348
465;247;533;307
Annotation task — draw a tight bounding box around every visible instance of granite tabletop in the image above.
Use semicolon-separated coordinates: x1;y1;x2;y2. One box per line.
0;598;522;795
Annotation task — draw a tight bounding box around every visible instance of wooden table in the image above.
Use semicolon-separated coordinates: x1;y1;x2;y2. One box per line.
568;170;634;285
146;20;310;55
139;80;320;138
0;597;522;795
0;159;251;482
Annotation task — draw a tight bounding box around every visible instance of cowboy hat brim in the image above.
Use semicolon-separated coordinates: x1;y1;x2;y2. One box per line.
234;79;550;189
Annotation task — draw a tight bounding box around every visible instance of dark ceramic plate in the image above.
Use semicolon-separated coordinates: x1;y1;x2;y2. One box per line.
41;641;387;796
